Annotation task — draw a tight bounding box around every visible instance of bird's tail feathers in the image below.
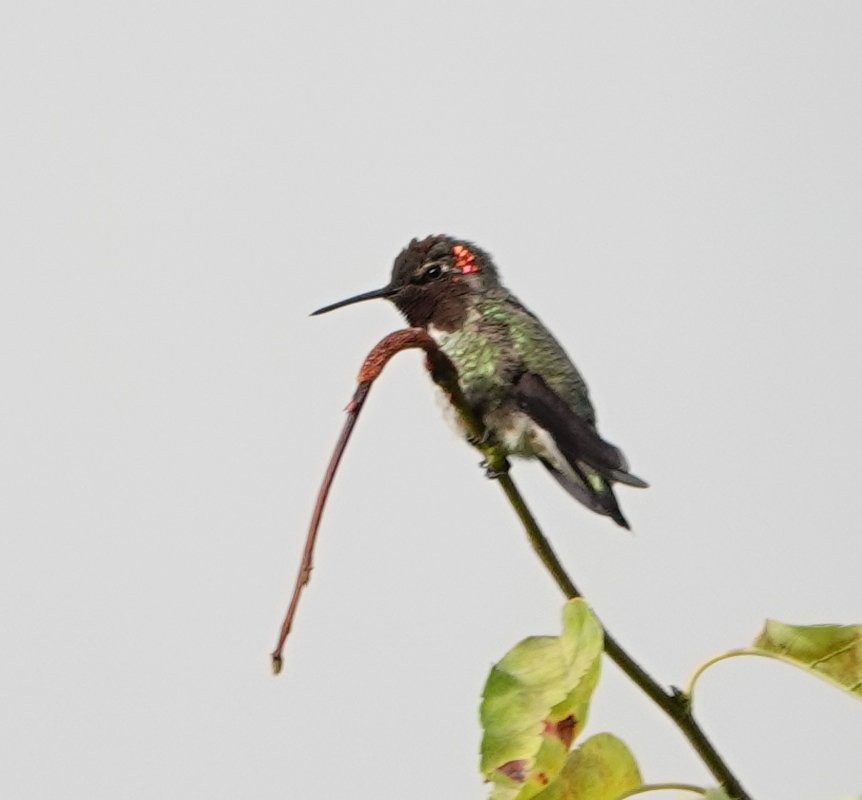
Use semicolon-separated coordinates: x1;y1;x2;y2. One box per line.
541;458;631;530
609;467;649;488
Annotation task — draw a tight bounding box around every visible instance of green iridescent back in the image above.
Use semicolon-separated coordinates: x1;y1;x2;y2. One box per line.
437;290;596;425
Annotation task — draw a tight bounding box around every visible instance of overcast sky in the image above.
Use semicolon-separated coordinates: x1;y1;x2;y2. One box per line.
2;2;860;799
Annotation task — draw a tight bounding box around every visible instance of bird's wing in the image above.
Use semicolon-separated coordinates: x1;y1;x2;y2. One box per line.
491;292;597;424
513;371;648;488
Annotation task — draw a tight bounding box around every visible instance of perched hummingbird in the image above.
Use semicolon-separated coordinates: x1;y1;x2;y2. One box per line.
313;235;648;528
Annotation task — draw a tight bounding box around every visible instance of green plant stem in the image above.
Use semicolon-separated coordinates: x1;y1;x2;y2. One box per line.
686;649;760;699
686;643;862;701
615;783;707;799
491;465;751;800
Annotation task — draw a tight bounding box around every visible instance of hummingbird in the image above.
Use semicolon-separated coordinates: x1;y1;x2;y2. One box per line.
312;235;647;528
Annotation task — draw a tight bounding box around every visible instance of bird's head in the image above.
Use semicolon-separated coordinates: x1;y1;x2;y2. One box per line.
312;235;500;329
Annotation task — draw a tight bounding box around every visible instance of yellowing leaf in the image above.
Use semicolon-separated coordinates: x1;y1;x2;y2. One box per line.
703;789;734;800
532;733;642;800
753;620;862;699
480;599;604;799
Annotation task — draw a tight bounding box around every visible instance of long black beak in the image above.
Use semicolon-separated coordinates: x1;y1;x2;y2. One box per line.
311;285;394;316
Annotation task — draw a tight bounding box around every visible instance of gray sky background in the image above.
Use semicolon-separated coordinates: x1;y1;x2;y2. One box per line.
2;2;860;799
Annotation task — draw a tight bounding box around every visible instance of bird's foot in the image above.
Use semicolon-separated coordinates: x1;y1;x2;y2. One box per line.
466;428;492;447
479;458;509;480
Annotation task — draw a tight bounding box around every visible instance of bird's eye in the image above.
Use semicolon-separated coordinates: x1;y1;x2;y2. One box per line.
423;265;443;281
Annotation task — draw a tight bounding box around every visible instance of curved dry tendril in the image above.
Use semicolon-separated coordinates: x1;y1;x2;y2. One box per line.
271;329;463;673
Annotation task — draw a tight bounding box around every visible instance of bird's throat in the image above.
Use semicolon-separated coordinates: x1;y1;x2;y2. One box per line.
395;282;472;331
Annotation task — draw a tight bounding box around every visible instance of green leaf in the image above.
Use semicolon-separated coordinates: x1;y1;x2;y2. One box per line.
752;620;862;699
702;789;734;800
480;599;604;799
532;733;642;800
